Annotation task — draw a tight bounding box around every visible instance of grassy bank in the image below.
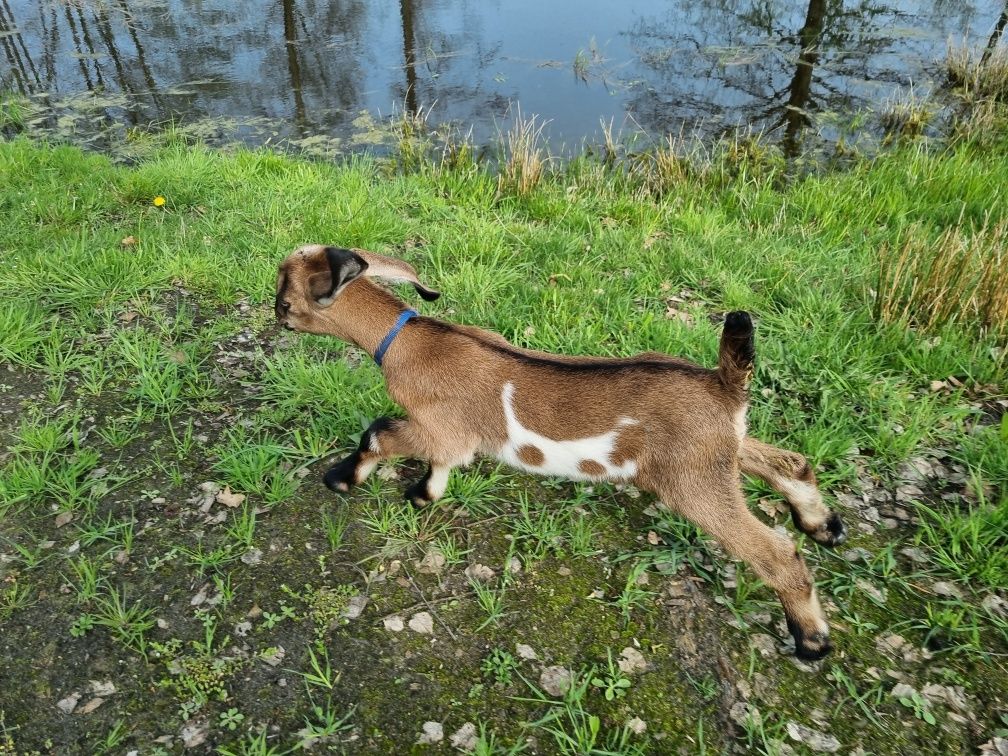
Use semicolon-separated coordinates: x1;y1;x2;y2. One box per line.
0;114;1006;755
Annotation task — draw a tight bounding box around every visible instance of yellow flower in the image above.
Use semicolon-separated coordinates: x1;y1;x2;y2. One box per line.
153;196;166;207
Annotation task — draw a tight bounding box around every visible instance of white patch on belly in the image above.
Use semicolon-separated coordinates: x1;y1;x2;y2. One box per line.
497;382;638;481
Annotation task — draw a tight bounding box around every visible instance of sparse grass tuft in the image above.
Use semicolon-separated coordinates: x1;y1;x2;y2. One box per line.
0;92;26;132
875;219;1008;336
91;587;156;656
946;41;1008;103
915;485;1008;589
632;133;697;195
497;106;549;196
391;101;435;172
880;84;935;140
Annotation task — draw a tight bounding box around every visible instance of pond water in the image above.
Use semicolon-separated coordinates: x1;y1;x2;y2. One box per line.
1;0;1006;156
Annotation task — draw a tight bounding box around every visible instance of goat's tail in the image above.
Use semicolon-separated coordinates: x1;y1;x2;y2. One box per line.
717;311;755;393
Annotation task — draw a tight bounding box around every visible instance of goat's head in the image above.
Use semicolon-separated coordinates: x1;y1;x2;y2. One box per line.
275;244;440;336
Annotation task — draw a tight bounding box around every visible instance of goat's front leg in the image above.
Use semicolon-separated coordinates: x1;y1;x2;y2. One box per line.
323;417;469;506
323;417;417;493
404;461;454;507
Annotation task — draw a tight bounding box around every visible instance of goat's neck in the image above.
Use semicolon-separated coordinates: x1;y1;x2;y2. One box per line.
331;281;410;359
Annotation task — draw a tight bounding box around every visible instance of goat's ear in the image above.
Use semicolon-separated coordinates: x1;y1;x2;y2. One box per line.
312;247;369;305
355;249;441;301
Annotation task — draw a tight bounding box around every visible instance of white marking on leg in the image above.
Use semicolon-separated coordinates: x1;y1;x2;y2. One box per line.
355;457;379;483
497;382;638;481
777;479;822;510
733;405;748;441
426;465;451;499
368;433;382;453
809;585;829;636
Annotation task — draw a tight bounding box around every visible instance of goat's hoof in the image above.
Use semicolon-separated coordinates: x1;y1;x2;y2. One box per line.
794;511;847;548
787;617;832;661
794;631;832;661
323;458;358;493
811;512;847;548
404;482;432;508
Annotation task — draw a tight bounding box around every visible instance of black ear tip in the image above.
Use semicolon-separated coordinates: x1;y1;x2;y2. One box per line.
416;286;441;302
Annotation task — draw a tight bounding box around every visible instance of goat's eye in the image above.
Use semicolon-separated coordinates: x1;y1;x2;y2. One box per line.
281;300;291;311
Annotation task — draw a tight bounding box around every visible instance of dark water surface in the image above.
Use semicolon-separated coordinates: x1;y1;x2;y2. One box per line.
2;1;1007;155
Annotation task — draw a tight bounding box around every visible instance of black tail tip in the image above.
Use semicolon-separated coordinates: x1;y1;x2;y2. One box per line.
723;310;753;336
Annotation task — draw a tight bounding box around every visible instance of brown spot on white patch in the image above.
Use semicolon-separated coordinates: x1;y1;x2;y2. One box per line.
578;460;606;477
516;444;544;467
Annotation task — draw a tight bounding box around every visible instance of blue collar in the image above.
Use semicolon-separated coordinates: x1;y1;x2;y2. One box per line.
374;309;418;367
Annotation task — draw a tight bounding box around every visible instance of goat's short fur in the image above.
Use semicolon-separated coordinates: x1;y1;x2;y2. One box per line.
275;244;847;660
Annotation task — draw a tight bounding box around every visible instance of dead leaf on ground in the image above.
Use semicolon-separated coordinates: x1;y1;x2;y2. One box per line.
757;498;789;519
75;697;105;715
408;611;434;635
786;721;840;753
56;693;80;714
417;721;443;745
540;666;572;697
450;722;478;751
215;486;245;508
618;647;648;675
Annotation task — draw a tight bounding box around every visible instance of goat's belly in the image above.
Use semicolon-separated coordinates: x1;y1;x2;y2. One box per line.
496;382;639;481
497;440;637;481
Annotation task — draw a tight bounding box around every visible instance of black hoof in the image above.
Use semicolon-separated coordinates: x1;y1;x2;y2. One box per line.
795;633;833;661
323;456;358;493
404;467;434;508
792;510;847;548
787;617;833;661
404;480;432;508
822;512;847;546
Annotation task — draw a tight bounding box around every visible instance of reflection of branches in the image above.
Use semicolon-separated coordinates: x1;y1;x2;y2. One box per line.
624;0;950;140
1;0;41;91
62;4;96;90
982;2;1008;66
92;5;144;124
282;0;307;129
114;0;159;96
778;0;825;156
400;0;418;115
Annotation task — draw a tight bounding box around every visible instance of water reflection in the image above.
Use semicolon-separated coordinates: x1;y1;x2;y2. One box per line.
0;0;1003;154
779;0;826;158
984;3;1008;65
400;0;419;116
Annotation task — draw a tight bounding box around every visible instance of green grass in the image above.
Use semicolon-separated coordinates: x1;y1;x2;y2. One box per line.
0;117;1006;754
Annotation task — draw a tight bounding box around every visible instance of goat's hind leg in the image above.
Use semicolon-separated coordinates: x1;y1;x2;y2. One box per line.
740;437;846;547
660;479;832;661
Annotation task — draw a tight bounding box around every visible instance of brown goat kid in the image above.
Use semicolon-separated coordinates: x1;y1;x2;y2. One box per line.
275;244;847;660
